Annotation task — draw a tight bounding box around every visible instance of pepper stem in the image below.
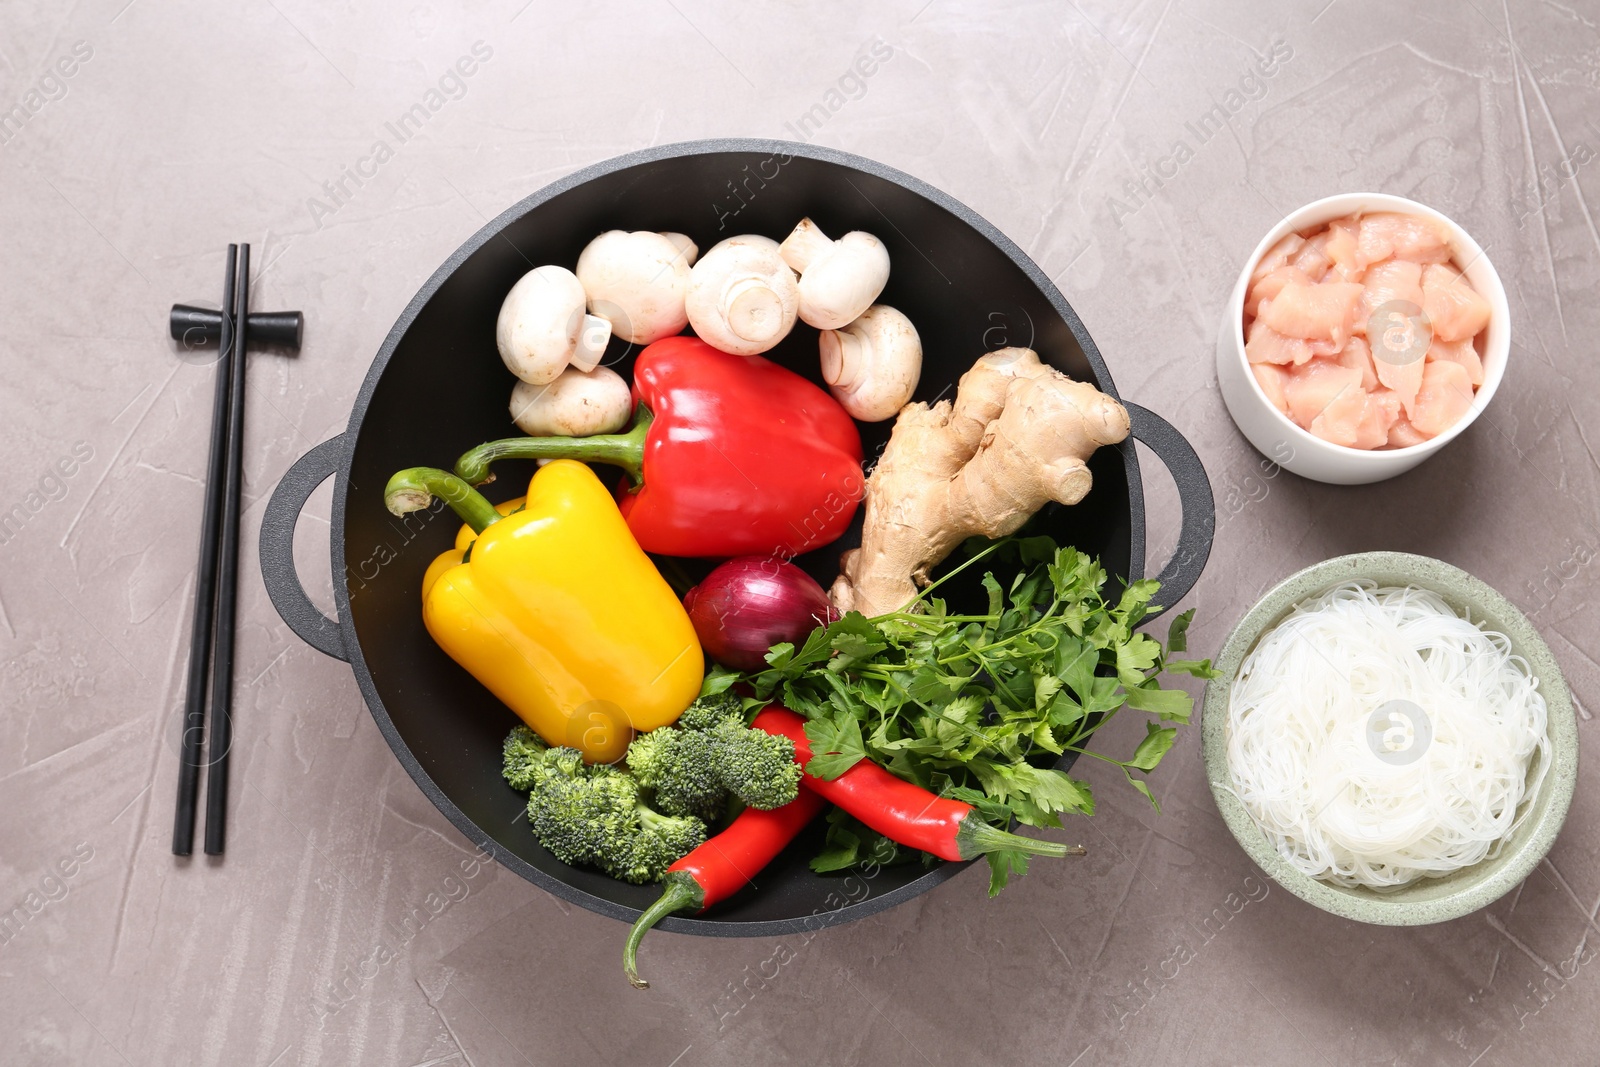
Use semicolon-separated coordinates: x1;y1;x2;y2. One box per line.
623;871;705;989
456;403;653;489
383;467;502;533
954;814;1087;861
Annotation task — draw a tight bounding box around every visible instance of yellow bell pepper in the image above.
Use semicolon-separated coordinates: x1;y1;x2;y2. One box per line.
386;459;702;765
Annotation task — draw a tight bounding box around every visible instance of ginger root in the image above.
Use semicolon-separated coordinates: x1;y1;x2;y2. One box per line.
830;348;1130;617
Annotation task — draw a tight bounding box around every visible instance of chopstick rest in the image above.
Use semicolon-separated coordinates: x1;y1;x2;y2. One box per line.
170;304;303;350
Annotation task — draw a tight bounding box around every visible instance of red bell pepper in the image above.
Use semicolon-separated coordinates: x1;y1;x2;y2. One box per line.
455;336;864;558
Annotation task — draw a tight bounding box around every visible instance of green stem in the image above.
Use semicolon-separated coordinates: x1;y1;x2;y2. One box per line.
960;609;1061;659
384;467;501;533
456;403;654;488
954;813;1087;861
898;537;1013;614
624;871;705;989
1062;746;1125;766
879;612;1001;625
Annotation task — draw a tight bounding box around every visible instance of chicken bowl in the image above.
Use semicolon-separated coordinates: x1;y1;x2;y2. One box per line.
1215;193;1510;485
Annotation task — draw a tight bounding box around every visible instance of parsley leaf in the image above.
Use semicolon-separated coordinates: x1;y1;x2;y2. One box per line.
802;715;867;779
1127;721;1178;770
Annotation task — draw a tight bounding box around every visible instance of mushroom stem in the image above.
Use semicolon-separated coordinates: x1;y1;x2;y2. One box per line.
722;276;786;344
454;404;654;488
779;218;832;273
820;328;863;390
572;314;612;370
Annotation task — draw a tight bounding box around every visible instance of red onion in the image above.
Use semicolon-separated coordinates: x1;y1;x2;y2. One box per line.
683;557;839;671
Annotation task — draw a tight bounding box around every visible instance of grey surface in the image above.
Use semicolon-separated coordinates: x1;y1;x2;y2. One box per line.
1;2;1597;1065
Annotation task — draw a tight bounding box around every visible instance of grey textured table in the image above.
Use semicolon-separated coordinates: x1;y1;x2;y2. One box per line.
3;2;1597;1064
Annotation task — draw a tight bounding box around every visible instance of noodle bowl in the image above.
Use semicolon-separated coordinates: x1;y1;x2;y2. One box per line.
1225;582;1550;890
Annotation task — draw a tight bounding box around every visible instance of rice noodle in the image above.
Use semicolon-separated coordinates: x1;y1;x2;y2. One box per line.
1225;582;1549;890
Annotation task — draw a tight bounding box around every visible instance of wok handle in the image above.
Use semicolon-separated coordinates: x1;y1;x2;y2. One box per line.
1124;402;1215;619
260;434;349;661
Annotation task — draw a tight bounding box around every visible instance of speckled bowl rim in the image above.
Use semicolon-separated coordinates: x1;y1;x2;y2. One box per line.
1202;552;1578;925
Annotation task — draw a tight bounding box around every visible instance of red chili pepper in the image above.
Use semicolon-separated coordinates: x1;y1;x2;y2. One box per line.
623;789;827;989
752;707;1085;863
455;337;864;557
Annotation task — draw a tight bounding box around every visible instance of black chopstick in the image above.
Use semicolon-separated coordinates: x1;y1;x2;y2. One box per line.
204;243;250;856
172;245;236;856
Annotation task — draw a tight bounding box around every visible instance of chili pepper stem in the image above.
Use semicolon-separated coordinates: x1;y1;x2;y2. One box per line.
456;403;654;488
624;871;705;990
384;467;502;533
954;814;1086;861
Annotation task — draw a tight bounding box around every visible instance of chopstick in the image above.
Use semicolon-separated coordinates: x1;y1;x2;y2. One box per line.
170;244;300;858
172;245;237;856
204;243;250;856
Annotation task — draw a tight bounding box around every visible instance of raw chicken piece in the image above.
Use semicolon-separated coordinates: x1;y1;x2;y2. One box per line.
1421;263;1491;342
1375;348;1424;422
1259;281;1365;345
1310;382;1401;449
1252;363;1292;415
1335;337;1379;392
1411;359;1475;437
1245;266;1315;318
1309;385;1368;446
1427;337;1484;387
1386;417;1431;448
1252;233;1306;282
1356;389;1403;449
1246;319;1315;365
1323;216;1364;280
1282;359;1363;429
1358;259;1425;332
1357;212;1454;265
1291;233;1333;281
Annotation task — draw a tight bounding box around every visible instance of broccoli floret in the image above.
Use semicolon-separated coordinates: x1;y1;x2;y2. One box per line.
710;717;801;810
504;728;706;881
621;727;671;787
627;728;725;822
627;695;802;816
612;807;709;885
526;748;635;865
502;725;550;791
677;692;741;732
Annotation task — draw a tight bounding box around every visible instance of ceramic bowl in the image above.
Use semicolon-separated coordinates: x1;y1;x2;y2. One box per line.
1202;552;1577;925
1215;193;1510;485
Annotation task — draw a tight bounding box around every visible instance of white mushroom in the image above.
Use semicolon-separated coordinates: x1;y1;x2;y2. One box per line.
779;219;891;331
819;304;922;422
575;230;699;345
496;265;611;385
509;364;634;438
684;235;800;356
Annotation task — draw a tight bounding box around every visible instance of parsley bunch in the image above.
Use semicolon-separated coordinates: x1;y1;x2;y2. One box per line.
705;536;1216;892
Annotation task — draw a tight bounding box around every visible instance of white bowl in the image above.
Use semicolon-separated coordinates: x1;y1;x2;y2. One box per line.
1215;193;1510;485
